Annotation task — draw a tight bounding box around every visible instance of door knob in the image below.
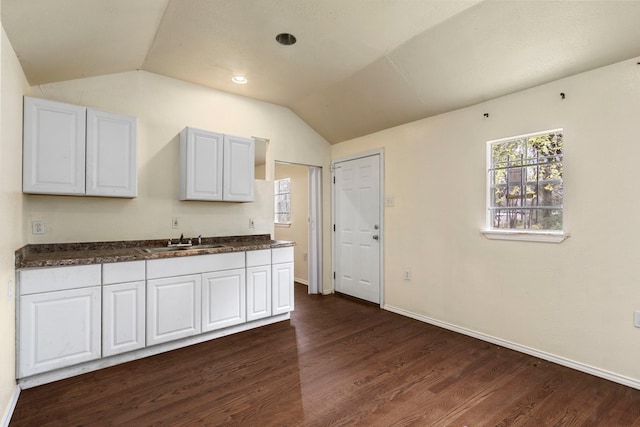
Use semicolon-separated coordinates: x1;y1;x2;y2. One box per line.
372;234;379;240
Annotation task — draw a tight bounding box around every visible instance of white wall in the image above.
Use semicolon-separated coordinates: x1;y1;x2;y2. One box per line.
24;71;332;281
275;163;310;284
332;56;640;384
0;26;30;423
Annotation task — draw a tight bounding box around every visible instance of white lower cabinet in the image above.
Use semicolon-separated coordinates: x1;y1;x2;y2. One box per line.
272;262;294;315
272;247;295;315
147;274;202;346
103;281;146;356
247;265;272;321
246;249;272;322
18;286;102;378
17;247;295;380
202;268;246;332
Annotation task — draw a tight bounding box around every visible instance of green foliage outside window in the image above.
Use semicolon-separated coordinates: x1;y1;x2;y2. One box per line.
488;130;563;231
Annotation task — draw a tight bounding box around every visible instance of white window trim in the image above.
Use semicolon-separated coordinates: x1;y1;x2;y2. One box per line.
484;128;568;243
481;228;569;243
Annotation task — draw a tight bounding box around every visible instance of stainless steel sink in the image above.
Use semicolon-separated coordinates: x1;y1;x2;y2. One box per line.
141;244;226;253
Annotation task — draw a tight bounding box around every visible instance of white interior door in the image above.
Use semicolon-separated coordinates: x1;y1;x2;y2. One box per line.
334;154;381;303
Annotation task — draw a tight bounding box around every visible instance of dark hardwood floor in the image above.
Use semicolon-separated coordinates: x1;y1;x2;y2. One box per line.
10;283;640;426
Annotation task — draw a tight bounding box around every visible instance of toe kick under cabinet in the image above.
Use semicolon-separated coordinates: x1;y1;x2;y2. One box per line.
16;246;294;382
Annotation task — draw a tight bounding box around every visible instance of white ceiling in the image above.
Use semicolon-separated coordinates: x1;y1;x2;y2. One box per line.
4;0;640;144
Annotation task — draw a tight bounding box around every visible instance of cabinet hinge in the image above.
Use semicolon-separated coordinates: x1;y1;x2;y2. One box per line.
333;224;336;232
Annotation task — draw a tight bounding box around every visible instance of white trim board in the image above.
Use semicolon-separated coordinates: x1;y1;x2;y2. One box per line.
1;386;20;427
295;278;309;286
384;304;640;391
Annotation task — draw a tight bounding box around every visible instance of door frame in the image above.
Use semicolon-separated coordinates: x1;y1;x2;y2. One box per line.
331;149;385;307
273;161;323;295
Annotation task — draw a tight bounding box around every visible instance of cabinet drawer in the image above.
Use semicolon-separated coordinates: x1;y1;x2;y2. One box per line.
246;249;271;267
102;261;145;285
147;252;245;280
19;264;101;295
272;247;294;264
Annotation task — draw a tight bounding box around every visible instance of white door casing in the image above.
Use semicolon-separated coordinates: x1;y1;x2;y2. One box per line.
333;153;382;304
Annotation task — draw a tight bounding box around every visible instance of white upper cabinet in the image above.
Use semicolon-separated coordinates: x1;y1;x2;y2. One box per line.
22;97;137;198
23;97;87;195
223;134;255;202
180;127;224;201
86;109;137;197
180;127;254;202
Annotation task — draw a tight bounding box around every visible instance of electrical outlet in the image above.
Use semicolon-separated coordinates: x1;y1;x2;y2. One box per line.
31;220;45;235
385;196;395;207
249;218;255;228
403;269;412;281
634;310;640;328
171;217;180;229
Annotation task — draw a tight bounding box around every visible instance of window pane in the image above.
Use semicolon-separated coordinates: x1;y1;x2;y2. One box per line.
488;129;563;231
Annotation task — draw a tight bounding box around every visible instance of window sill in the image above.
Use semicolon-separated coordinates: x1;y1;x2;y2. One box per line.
481;229;569;243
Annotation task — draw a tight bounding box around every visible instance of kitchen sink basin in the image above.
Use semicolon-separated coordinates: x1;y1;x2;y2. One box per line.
141;244;226;253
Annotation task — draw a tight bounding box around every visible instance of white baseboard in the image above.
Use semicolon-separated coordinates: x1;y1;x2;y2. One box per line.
295;278;309;286
384;304;640;391
1;385;20;427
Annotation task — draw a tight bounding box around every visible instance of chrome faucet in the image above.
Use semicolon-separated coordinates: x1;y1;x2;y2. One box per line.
167;233;193;247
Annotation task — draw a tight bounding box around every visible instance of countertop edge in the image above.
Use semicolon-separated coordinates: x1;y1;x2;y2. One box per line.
16;236;295;269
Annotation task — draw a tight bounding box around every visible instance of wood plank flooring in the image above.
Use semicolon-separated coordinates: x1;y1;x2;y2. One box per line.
10;283;640;426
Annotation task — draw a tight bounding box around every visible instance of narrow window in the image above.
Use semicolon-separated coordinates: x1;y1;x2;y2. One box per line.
274;178;291;224
487;129;563;232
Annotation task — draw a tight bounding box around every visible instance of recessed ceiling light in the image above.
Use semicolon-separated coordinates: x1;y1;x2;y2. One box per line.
275;33;297;46
232;75;248;84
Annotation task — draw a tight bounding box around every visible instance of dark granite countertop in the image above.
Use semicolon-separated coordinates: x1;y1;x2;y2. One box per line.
16;234;294;269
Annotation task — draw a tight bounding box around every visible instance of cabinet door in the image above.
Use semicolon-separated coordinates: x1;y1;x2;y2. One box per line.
147;275;202;346
180;127;224;201
247;265;272;321
103;281;145;357
18;286;101;378
202;269;246;332
223;134;255;202
86;109;137;198
272;262;294;315
23;97;86;195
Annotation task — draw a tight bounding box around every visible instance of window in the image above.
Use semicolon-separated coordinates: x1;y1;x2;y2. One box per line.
274;178;291;224
484;129;567;242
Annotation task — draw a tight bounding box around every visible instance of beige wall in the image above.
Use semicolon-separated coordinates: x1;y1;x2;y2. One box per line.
24;71;329;245
274;163;309;284
332;56;640;383
0;26;30;422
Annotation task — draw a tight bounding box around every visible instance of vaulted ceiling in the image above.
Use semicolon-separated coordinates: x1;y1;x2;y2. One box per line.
4;0;640;144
